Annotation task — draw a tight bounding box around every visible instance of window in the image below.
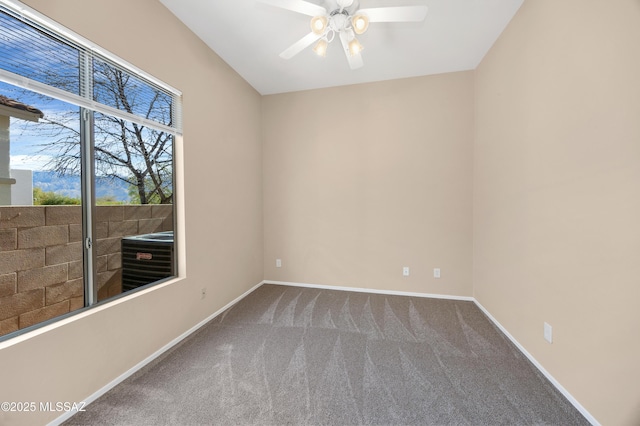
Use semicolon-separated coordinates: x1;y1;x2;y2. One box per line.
0;1;182;339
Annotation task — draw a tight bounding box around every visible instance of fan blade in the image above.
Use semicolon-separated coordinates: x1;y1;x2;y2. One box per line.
357;6;428;22
339;31;364;70
280;32;322;59
323;0;339;11
257;0;326;17
337;0;354;9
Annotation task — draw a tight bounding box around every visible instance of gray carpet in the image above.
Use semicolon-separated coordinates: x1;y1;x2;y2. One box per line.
65;284;589;425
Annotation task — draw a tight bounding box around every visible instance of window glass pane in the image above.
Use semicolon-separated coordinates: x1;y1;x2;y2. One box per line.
0;81;84;338
93;112;174;302
0;5;180;338
93;59;174;127
0;10;80;95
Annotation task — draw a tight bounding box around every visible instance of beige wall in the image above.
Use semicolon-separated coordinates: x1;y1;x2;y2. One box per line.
474;0;640;424
1;0;637;424
0;1;263;425
263;72;474;296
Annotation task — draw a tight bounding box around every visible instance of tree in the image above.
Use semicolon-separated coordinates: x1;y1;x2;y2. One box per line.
127;177;168;205
33;187;80;205
17;61;174;205
91;62;174;205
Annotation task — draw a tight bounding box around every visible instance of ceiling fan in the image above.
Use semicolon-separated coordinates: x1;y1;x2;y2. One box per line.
257;0;428;70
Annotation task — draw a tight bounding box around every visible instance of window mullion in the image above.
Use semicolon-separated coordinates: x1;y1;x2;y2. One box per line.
79;51;97;306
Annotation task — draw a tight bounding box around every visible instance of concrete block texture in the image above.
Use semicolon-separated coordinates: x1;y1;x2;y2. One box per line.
19;300;69;329
68;260;83;280
138;218;163;235
0;228;16;251
95;221;108;239
96;237;121;257
97;270;121;301
0;204;174;337
0;248;45;275
0;289;44;321
96;206;123;223
108;220;138;238
96;255;108;273
45;242;83;265
44;205;81;226
123;205;152;220
107;253;121;270
18;225;69;249
0;273;16;298
97;270;119;291
69;296;84;312
17;264;68;292
0;207;45;229
45;278;83;305
152;205;172;218
0;316;18;335
68;223;82;242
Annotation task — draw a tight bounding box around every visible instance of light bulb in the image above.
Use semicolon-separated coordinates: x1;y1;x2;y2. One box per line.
310;16;328;35
348;37;363;56
352;15;369;35
313;39;328;57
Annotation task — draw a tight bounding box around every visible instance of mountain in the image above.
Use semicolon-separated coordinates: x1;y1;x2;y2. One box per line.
33;171;131;202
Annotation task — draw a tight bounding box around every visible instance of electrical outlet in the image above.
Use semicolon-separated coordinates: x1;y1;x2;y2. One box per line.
434;268;441;278
201;288;207;300
402;267;410;277
544;322;552;343
276;259;282;268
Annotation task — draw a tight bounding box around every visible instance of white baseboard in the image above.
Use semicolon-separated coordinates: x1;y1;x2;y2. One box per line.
263;280;475;301
473;300;600;426
49;281;264;426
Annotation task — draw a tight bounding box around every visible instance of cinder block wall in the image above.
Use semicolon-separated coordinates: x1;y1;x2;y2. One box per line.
0;205;173;337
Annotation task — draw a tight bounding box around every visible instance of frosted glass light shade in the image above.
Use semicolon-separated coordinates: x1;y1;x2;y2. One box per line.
310;16;328;35
313;39;328;57
352;15;369;34
348;37;363;56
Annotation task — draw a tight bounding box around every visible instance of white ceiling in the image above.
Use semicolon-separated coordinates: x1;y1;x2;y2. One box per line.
159;0;524;95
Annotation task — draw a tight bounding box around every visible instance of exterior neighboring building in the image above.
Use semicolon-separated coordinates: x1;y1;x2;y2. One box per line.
0;94;43;205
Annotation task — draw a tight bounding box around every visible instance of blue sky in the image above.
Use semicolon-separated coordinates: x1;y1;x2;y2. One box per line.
1;10;80;172
0;80;79;171
1;9;173;175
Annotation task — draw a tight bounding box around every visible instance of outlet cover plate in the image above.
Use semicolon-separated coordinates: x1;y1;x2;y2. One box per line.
544;322;553;343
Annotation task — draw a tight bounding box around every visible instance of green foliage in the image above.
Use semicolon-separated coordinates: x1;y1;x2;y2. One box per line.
33;188;128;206
33;187;80;205
96;195;125;206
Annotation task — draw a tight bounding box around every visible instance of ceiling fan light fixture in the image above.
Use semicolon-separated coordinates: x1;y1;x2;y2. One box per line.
348;37;363;56
261;0;429;70
313;39;328;57
310;15;328;35
352;15;369;34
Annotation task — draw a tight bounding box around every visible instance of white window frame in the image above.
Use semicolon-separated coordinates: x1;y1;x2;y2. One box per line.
0;0;186;341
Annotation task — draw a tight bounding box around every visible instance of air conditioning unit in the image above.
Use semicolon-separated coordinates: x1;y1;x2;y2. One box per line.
121;231;174;291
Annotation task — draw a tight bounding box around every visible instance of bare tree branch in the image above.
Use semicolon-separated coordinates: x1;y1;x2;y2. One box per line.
27;63;174;204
